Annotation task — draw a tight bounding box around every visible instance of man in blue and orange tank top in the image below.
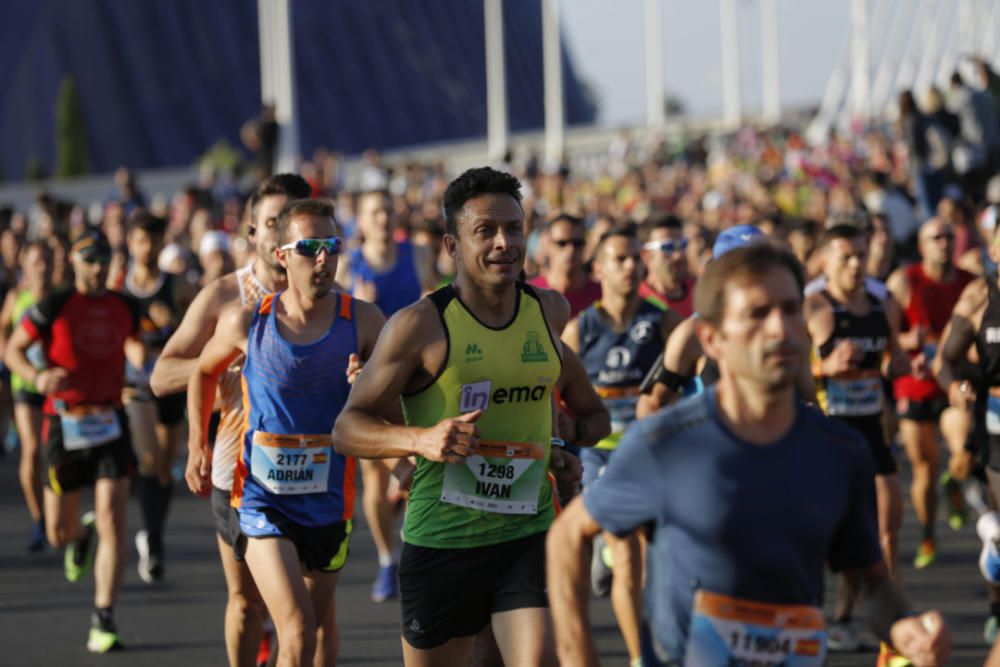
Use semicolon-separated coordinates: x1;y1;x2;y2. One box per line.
335;167;576;667
187;199;385;667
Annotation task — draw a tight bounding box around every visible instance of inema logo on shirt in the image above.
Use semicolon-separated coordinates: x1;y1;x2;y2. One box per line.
459;380;546;412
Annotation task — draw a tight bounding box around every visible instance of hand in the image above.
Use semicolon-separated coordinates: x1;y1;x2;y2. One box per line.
910;352;929;379
185;442;212;497
823;340;856;376
34;368;69;394
346;353;364;385
889;611;951;666
550;447;582;501
948;380;975;409
416;410;482;463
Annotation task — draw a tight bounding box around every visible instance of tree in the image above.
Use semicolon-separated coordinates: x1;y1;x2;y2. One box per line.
55;75;91;178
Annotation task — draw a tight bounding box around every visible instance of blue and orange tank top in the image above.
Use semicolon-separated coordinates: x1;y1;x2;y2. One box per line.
231;291;357;527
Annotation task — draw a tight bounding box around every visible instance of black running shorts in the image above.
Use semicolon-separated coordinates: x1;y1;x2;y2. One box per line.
399;530;548;650
838;414;897;476
43;410;134;494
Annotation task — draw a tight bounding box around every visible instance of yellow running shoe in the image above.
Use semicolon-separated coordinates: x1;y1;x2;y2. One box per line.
876;641;912;667
913;539;936;570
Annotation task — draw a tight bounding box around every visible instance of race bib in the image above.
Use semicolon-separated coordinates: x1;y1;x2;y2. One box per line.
440;440;546;515
824;377;883;416
987;395;1000;436
61;408;121;451
685;591;826;667
250;432;331;495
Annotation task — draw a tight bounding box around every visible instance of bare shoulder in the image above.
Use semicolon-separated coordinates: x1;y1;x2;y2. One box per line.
955;277;990;317
382;297;445;347
531;285;571;333
803;291;832;319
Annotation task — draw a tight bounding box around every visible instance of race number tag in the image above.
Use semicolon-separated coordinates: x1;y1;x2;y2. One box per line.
987;395;1000;435
440;440;546;515
684;591;826;667
250;432;331;495
824;377;883;416
61;408;121;451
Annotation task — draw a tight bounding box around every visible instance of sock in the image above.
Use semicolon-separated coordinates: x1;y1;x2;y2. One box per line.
92;606;114;631
378;552;395;568
965;479;991;516
991;602;1000;620
136;475;159;540
149;482;173;556
921;524;935;542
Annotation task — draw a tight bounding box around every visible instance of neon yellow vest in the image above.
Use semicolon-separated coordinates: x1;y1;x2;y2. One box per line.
401;283;562;549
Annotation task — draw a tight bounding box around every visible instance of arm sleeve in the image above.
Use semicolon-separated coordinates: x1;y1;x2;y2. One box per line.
583;421;664;537
826;438;883;573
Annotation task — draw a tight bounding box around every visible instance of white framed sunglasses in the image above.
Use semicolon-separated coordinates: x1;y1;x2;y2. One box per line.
279;237;343;257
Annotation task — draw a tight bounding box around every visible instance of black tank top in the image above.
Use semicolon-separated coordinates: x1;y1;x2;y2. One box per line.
974;279;1000;464
123;269;177;349
816;290;889;417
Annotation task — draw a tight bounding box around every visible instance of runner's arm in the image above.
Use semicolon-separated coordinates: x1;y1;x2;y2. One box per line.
556;347;610;447
637;315;699;417
0;290;18;359
859;562;951;664
333;303;481;462
546;497;603;667
886;268;921;351
4;320;42;386
349;299;403;424
150;278;228;397
185;304;249;495
935;279;987;397
882;294;912;380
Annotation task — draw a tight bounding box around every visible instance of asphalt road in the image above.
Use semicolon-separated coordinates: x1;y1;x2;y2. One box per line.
0;447;991;666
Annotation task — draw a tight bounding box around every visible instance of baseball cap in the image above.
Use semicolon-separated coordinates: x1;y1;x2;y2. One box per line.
71;231;112;260
978;512;1000;583
712;224;765;258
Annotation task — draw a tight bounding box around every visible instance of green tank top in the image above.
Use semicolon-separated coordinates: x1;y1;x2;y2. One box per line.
401;283;562;549
10;290;42;394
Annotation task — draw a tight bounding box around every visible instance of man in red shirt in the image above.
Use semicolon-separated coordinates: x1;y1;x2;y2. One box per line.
529;214;601;317
887;218;976;569
639;215;695;317
5;232;140;653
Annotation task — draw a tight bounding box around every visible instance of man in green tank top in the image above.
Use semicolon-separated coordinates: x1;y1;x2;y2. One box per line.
334;167;571;666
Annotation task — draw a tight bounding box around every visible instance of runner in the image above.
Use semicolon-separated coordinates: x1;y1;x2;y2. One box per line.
804;224;910;655
151;173;310;667
120;211;192;583
547;242;952;667
887;217;976;568
934;248;1000;644
638;215;695;317
4;231;139;653
335;189;436;603
562;226;681;665
188;198;384;667
0;241;53;551
528;213;601;317
334;166;571;666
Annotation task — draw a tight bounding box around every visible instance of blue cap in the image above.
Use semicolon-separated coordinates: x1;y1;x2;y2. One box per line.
712;224;765;258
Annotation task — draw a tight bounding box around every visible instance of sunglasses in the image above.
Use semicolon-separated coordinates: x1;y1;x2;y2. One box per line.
643;239;689;253
279;237;343;257
552;238;585;249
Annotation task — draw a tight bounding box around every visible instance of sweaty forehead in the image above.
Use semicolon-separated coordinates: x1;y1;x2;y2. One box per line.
724;267;801;310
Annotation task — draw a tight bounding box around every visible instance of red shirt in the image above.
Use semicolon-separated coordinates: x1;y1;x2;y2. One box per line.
21;288;139;414
894;264;975;402
638;277;695;318
528;274;602;318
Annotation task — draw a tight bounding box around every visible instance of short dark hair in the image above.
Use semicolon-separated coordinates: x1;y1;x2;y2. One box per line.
275;198;337;246
127;210;167;237
694;243;804;327
819;223;867;249
545;213;584;232
249;173;311;227
595;224;638;258
650;214;683;232
442;167;522;234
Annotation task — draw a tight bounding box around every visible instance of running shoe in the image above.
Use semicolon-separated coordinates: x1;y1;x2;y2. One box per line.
913;539;936;569
826;620;861;653
65;511;96;583
590;535;613;598
940;471;968;530
87;611;124;653
27;518;46;553
876;641;912;666
371;563;399;603
986;615;999;645
135;530;164;584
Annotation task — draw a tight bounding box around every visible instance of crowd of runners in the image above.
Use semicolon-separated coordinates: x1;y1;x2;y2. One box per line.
10;69;1000;665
